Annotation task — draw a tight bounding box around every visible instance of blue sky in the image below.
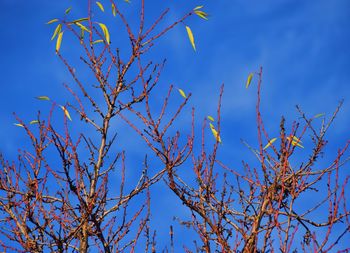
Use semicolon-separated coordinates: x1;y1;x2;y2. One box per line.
1;0;350;251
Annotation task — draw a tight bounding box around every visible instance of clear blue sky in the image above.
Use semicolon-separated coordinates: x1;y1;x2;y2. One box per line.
1;0;349;251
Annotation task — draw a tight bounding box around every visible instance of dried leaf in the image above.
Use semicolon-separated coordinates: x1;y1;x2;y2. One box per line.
185;26;196;51
60;105;72;121
14;123;24;127
35;96;50;101
98;23;110;44
51;23;62;41
178;88;187;99
56;31;64;52
30;120;39;125
263;137;277;150
207;116;215;122
96;1;104;12
75;22;90;33
46;19;59;25
210;123;222;143
246;73;253;88
194;10;208;20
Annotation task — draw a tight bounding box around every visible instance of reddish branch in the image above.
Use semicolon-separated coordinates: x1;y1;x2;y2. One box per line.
0;1;349;253
0;1;194;252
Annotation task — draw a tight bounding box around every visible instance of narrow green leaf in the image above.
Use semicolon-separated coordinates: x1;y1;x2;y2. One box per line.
51;24;62;41
60;105;72;121
46;19;59;25
263;138;277;150
194;10;208;20
75;22;90;33
96;1;104;12
35;96;50;100
291;136;302;143
98;23;110;44
246;73;253;88
35;96;50;101
287;136;304;148
178;89;187;99
92;39;104;44
80;28;85;39
313;113;325;119
210;123;222;143
185;26;196;51
111;4;116;16
292;141;304;148
207;116;215;122
194;6;203;10
71;17;89;23
30;120;39;125
56;31;64;52
65;7;72;15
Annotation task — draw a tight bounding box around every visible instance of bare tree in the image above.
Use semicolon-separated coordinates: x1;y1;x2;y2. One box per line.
0;1;195;252
152;68;350;252
0;1;349;253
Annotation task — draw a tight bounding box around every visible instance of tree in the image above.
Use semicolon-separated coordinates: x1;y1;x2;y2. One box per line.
0;1;349;252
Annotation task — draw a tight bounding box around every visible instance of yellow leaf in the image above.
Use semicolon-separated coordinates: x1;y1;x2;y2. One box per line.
60;105;72;121
178;88;187;99
194;10;208;20
30;120;39;125
46;19;59;25
56;31;64;52
246;73;253;88
96;1;104;12
75;22;90;33
14;123;24;127
35;96;50;101
92;39;104;44
98;23;110;44
185;26;196;51
111;4;116;16
65;7;72;15
124;0;131;3
51;23;62;41
207;116;215;122
210;123;222;143
194;6;203;10
263;137;277;150
287;136;304;148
